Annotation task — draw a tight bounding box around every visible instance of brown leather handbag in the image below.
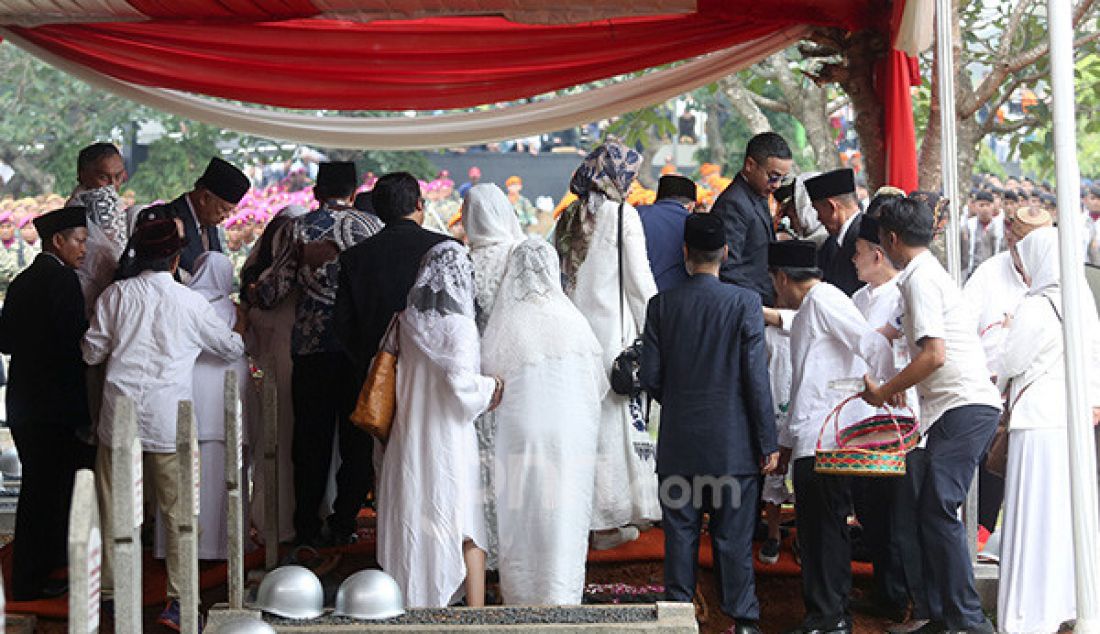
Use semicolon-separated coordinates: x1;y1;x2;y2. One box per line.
350;316;399;442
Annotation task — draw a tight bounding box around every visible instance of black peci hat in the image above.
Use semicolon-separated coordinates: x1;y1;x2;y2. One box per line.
804;168;856;202
197;157;250;204
684;213;726;251
768;240;817;269
316;162;358;194
656;175;697;202
33;206;87;239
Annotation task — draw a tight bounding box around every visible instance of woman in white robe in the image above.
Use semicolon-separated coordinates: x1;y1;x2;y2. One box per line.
155;252;250;560
996;227;1100;634
377;241;502;608
554;142;660;546
482;239;606;605
463;183;526;569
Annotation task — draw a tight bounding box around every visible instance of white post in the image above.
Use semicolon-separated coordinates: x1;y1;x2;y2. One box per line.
68;469;101;634
935;0;980;560
224;370;245;609
110;396;143;634
177;402;201;634
1048;0;1100;630
262;370;280;571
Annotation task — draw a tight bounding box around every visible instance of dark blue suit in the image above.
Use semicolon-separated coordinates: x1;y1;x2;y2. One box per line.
640;273;777;622
817;212;865;297
637;199;690;292
165;194;222;275
712;174;776;306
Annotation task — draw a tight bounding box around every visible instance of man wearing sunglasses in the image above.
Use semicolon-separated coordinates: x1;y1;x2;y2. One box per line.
712;132;793;306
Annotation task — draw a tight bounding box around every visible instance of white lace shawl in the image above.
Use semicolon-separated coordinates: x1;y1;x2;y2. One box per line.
482;239;607;388
400;241;483;377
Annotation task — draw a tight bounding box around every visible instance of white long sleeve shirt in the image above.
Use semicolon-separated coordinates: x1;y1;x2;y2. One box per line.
852;277;922;426
962;251;1028;379
785;282;894;460
82;270;245;452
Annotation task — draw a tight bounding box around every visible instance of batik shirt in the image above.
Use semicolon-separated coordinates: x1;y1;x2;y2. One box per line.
255;202;383;356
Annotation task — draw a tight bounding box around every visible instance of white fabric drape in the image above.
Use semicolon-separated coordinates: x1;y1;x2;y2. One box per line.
1;26;807;150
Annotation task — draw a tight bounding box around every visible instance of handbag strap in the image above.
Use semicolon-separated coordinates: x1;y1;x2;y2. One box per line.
1004;294;1063;412
617;200;627;347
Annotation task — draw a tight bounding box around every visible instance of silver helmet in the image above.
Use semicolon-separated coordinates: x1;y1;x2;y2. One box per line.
333;569;405;620
206;615;276;634
0;447;21;479
254;565;324;620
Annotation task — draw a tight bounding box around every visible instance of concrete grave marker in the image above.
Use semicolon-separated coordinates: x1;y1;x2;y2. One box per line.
110;395;143;634
262;370;279;571
177;402;201;634
68;469;101;634
224;369;245;608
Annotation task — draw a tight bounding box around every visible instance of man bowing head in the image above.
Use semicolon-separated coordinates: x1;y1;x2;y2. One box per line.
168;157;250;275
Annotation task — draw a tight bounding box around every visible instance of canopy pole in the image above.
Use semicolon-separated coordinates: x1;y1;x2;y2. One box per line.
935;0;961;285
1048;0;1100;629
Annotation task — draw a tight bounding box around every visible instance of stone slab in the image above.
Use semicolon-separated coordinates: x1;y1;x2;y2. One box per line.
974;561;999;613
207;605;264;632
263;603;697;634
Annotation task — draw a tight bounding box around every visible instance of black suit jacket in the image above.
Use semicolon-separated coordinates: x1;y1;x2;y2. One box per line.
335;219;452;384
166;194;222;275
817;212;864;297
639;274;778;476
712;173;776;306
0;253;90;429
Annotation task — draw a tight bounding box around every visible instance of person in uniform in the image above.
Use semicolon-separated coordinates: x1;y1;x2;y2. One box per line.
0;206;90;600
0;210;18;298
640;213;779;634
711;132;793;306
806;168;864;297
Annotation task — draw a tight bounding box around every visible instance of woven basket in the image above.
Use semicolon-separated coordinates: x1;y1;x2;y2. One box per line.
814;395;920;478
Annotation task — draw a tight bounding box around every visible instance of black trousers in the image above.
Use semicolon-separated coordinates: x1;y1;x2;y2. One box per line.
660;474;761;622
792;457;852;630
9;423;79;599
291;351;374;542
858;448;930;620
976;464;1004;534
918;405;999;629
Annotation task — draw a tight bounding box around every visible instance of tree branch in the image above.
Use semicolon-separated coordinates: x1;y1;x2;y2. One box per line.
826;96;850;115
998;0;1038;58
988;115;1041;135
748;92;791;114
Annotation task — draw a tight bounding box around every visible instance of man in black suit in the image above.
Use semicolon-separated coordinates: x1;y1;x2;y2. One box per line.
0;207;90;600
712;132;794;306
163;157;250;275
640;213;779;634
335;172;453;388
806;168;864;296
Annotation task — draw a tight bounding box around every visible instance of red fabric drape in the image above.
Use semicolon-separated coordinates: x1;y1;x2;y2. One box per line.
883;49;919;192
8;15;786;109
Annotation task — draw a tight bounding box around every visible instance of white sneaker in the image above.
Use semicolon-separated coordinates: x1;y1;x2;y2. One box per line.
591;526;641;551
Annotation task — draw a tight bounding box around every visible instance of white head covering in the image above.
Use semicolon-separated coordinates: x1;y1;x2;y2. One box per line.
482;239;607;385
463;183;525;329
1017;226;1063;297
188;251;238;326
400;241;482;376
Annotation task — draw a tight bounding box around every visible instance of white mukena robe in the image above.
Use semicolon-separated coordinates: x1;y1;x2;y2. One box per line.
376;241;496;608
482;239;606;605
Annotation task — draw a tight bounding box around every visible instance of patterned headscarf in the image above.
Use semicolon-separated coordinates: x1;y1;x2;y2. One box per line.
554;141;643;293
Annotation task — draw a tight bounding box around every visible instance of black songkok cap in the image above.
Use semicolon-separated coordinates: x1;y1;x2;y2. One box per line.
1004;190;1019;202
684;213;726;251
133;218;185;259
768;240;817;268
804;168;856;202
33;206;86;239
773;181;796;206
857;214;881;244
656;175;697;202
316;161;358;193
197;157;250;204
973;190;994;203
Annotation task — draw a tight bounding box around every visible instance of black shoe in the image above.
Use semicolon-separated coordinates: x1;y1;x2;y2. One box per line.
910;621;946;634
758;538;780;565
731;620;763;634
849;596;907;623
943;618;995;634
782;620;851;634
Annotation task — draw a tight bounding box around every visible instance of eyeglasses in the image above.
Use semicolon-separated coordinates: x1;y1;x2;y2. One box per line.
766;173;787;185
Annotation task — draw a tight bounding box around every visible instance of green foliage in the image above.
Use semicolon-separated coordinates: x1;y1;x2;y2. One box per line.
359;151;436;180
125;118;224;200
603;107;677;149
975;144;1008;178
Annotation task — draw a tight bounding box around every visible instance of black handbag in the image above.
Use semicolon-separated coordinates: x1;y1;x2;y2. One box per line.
609;201;645;398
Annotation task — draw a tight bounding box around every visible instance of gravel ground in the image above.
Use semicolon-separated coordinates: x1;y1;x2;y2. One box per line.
269;606;658;627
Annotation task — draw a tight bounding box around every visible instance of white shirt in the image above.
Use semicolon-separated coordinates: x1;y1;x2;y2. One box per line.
962;251;1028;378
836;211;859;247
82;271;245;452
784;282;893;460
852;277;923;428
895;250;1002;425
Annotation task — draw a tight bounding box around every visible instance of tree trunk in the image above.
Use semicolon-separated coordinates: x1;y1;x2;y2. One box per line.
703;98;727;163
918;40;944;191
0;146;56;196
836;30;889;190
721;76;773;135
797;87;840;171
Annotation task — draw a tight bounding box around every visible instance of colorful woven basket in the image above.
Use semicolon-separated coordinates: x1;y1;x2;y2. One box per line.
815;395;920;478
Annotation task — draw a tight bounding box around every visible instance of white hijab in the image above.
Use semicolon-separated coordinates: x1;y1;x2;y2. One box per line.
189;251;237;326
482;239;607;384
1017;226;1064;297
463;183;525;328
